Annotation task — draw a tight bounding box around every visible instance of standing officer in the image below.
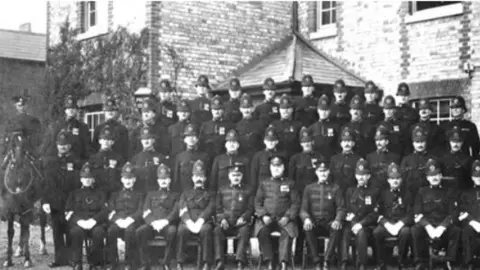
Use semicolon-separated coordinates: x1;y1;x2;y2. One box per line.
131;126;169;194
270;94;303;160
253;78;280;128
293;75;319;127
330;80;351;127
440;127;473;190
411;159;460;270
458;160;480;270
130;98;170;157
340;158;379;270
105;162;144;270
136;164;180;270
92;97;129;161
213;162;254;270
236;93;265;159
254;155;300;270
168;100;191;159
157;79;178;128
330;127;362;192
395;82;418;129
300;157;345;270
343;95;376;158
41;130;82;268
373;163;413;270
65;163;108;270
199;95;235;159
41;95;91;161
176;160;215;270
443;96;480;158
307;94;341;160
378;95;409;157
224;78;243;123
210;129;250;192
409;98;445;156
190;75;213;126
363;81;384;127
172;123;210;191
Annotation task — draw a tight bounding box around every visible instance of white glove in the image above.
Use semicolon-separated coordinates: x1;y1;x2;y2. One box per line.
42;204;51;214
124;217;135;228
459;212;469;221
143;209;152;219
351;223;362;235
425;225;436;239
384;222;395;236
346;213;355;222
186;219;196;233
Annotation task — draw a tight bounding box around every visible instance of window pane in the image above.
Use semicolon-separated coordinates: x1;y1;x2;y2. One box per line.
415;1;460;12
90;12;96;27
439;100;451;118
332;9;336;23
322;1;331;9
88;1;96;12
322;11;331;25
332;1;336;7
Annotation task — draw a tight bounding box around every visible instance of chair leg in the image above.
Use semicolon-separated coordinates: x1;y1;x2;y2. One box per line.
197;243;202;270
301;240;307;270
428;245;434;270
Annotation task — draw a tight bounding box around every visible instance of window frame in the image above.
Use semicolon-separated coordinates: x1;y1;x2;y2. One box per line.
84;111;105;140
310;1;338;40
77;1;109;41
85;1;97;31
406;1;463;24
411;97;455;125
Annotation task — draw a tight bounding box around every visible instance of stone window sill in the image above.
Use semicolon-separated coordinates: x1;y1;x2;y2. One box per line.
406;3;463;24
309;25;337;40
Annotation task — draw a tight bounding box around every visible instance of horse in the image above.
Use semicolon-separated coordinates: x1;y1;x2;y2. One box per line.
1;131;44;268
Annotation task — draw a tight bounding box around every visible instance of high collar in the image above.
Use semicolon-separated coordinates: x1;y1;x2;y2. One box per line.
230;183;242;188
414;150;427;155
357;183;369;189
377;149;389;154
271;176;283;181
123;187;133;192
342;151;354;155
58;152;71;158
142;146;156;152
390;187;401;193
159;186;170;191
430;184;442;189
213;117;223;122
194;185;205;190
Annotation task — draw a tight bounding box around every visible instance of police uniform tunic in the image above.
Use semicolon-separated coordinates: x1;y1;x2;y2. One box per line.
330;152;362;193
288;151;323;194
377;118;409;157
364;102;384;126
158;100;178;128
270;119;303;159
440;151;472;190
343;120;376;158
210;153;250;192
130;121;170;157
42;118;91;161
366;150;401;190
199;118;235;159
4;112;42;156
396;104;419;129
409;120;445;156
168;119;190;159
458;185;480;266
330;101;351;127
293;95;319;128
443;119;480;158
173;148;210;192
253;100;280;128
88;149;125;197
250;149;286;195
131;150;169;193
190;96;213;126
400;151;436;196
307;118;341;160
236;117;265;159
224;97;242;124
92;120;130;161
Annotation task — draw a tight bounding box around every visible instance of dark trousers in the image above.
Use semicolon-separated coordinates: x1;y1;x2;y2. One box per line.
136;224;177;267
213;225;251;264
51;210;70;263
341;223;373;265
106;222;140;265
257;222;293;263
304;221;341;263
176;222;213;265
373;225;411;265
411;224;461;264
461;224;479;265
69;225;106;266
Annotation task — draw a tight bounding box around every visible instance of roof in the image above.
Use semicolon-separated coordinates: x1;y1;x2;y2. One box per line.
0;29;46;62
215;31;365;90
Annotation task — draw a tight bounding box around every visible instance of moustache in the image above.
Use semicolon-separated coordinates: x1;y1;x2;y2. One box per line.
194;180;204;185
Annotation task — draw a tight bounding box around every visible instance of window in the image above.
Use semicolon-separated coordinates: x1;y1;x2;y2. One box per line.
408;1;460;15
406;1;463;24
84;111;105;140
81;1;97;32
77;1;108;40
412;97;454;125
317;1;337;27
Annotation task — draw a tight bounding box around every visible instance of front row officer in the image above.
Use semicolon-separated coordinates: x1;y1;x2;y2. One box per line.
136;164;180;270
300;157;345;270
176;160;215;270
255;155;300;270
65;163;108;270
411;159;460;270
373;163;413;270
213;162;254;270
105;162;144;270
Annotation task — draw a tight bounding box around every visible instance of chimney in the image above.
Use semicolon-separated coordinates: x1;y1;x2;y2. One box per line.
19;23;32;32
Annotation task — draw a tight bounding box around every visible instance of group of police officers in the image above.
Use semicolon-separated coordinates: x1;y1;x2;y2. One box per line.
4;74;480;270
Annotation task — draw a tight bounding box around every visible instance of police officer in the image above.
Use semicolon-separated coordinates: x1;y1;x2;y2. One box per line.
307;94;341;160
330;126;362;192
366;126;401;190
330;80;351;127
177;160;215;270
92;97;129;161
293;75;319;127
458;160;480;270
130;98;170;157
168;100;191;159
41;95;91;161
373;163;413;270
157;79;178;128
199;95;235;159
131;126;169;194
378;95;409;157
136;164;180;270
300;157;345;270
363;81;384;127
105;162;144;270
443;96;480;158
270;94;303;160
210;129;250;192
89;126;125;198
236;93;265;159
396;83;419;128
190;75;213;126
343;94;376;158
340;158;379;270
254;155;300;270
224;78;243;124
411;159;460;270
400;126;436;196
253;78;280;128
213;162;254;270
173;123;210;191
439;127;473;191
41;130;82;268
65;162;108;270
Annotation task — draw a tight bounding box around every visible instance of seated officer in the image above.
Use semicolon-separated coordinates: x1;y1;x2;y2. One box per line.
176;160;215;270
411;159;460;270
300;157;345;270
105;163;144;270
136;164;180;270
373;163;413;270
213;162;254;270
459;160;480;270
65;163;108;270
340;159;379;270
254;155;300;270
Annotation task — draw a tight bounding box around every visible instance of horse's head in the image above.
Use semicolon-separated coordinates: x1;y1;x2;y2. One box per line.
3;131;33;194
8;131;27;166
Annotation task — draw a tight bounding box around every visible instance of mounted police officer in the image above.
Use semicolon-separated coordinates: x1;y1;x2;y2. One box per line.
224;78;243;124
190;75;213;126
